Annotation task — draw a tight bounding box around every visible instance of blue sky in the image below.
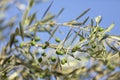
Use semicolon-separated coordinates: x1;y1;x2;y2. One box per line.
40;0;120;35
5;0;120;37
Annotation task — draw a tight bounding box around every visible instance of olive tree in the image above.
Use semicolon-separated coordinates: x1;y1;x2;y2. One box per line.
0;0;120;80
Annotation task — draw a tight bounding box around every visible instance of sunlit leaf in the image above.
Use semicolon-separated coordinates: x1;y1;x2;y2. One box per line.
41;15;55;23
95;16;102;24
103;23;115;34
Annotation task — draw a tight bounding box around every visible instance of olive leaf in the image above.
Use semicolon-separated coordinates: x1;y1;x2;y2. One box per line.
9;33;15;48
15;27;19;35
75;8;90;20
103;23;115;34
28;12;36;26
41;1;54;19
19;22;24;40
29;0;34;8
82;16;89;25
95;16;102;24
55;8;64;18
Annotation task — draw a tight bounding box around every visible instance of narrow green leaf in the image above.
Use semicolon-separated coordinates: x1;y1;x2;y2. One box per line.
63;28;73;45
73;30;83;37
82;16;89;25
29;0;34;8
1;56;11;66
71;30;81;45
91;19;94;27
41;1;54;19
48;25;59;41
41;15;55;23
28;13;36;26
15;27;19;35
105;40;118;51
19;22;24;40
99;34;109;42
10;33;15;48
75;8;90;20
110;35;120;41
71;22;83;26
56;8;64;18
33;23;39;39
22;8;29;25
103;23;115;34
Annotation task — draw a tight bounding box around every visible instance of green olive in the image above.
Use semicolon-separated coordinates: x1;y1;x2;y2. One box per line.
41;52;46;57
72;48;76;52
92;44;96;48
51;56;56;62
45;41;49;46
19;42;24;48
55;38;61;43
38;57;42;62
31;40;36;46
42;45;47;49
107;65;114;70
56;50;64;55
35;37;40;41
80;37;84;41
61;58;67;65
39;73;45;78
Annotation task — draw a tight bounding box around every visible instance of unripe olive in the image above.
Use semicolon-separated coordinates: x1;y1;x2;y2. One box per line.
72;46;80;52
39;73;45;78
61;58;67;65
80;37;84;41
56;50;64;55
19;42;24;48
55;38;61;43
72;48;76;52
41;52;46;57
42;45;47;49
38;57;42;62
51;56;56;62
107;65;114;70
45;41;49;46
31;40;36;46
35;37;40;41
92;44;96;48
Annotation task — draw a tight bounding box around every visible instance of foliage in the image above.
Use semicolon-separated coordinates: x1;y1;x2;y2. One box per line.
0;0;120;80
